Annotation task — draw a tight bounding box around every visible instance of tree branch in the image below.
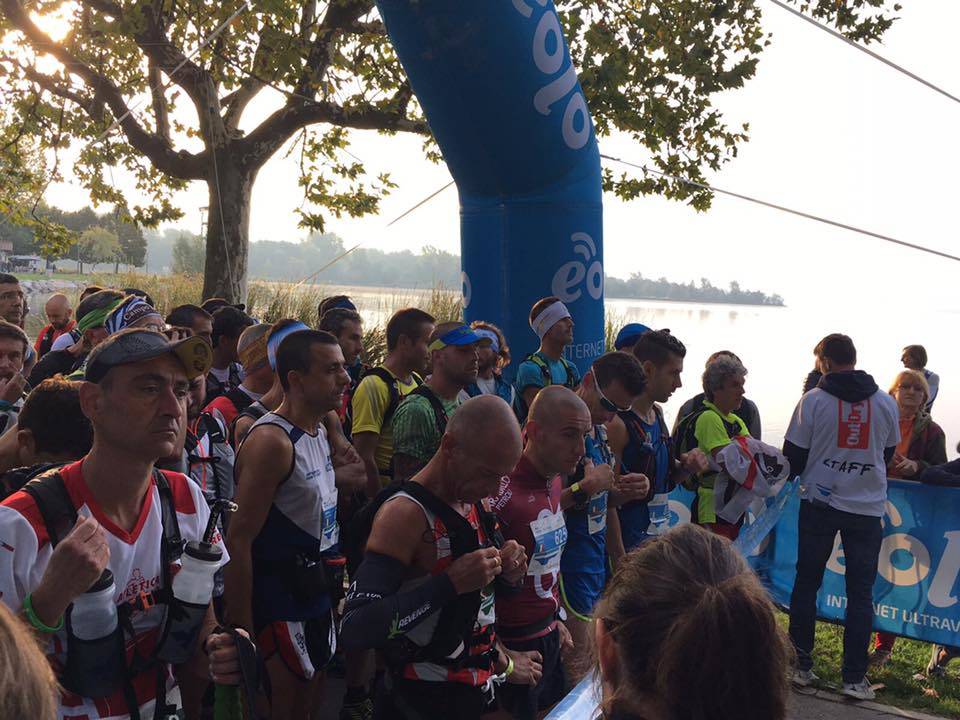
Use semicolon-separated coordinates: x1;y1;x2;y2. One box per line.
0;0;206;180
244;100;429;169
295;0;375;99
148;59;171;144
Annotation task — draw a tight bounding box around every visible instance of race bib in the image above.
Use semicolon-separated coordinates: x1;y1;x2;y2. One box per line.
587;492;608;536
529;508;567;600
320;492;339;551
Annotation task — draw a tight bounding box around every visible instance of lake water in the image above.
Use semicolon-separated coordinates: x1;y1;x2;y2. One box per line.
341;287;958;457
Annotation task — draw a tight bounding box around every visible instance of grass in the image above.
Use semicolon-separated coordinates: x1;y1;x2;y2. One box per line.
776;613;960;717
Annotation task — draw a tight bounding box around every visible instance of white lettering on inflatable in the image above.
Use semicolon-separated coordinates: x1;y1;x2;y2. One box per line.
512;0;592;151
928;530;960;609
826;532;845;575
461;271;472;310
565;340;605;362
878;533;931;586
533;11;564;74
552;232;604;303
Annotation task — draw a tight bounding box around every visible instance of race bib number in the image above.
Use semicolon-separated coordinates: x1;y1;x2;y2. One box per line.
529;508;567;600
587;492;608;536
320;492;339;551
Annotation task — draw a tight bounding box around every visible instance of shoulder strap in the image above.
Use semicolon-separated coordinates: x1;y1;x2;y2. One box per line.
559;357;577;388
153;470;183;564
225;387;254;414
401;482;479;557
411;384;450;436
527;353;551;383
23;469;77;547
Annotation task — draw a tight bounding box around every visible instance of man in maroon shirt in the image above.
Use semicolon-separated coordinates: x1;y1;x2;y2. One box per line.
491;386;586;719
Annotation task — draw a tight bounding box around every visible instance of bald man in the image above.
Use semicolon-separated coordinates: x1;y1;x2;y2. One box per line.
342;396;535;720
490;386;588;719
34;293;74;359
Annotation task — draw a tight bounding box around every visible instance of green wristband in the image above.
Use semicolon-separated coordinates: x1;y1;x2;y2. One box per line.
23;593;64;633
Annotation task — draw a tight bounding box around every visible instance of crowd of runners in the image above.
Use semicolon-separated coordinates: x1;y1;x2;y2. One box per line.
0;271;955;720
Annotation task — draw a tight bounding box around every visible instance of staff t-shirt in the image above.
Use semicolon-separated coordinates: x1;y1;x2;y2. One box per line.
785;388;900;517
492;456;565;637
351;369;420;476
0;460;227;719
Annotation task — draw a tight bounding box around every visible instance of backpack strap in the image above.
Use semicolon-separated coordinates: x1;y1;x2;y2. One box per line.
23;468;77;547
152;469;184;569
410;384;450;436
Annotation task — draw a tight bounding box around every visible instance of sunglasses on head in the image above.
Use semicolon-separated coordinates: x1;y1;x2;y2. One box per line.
592;372;632;413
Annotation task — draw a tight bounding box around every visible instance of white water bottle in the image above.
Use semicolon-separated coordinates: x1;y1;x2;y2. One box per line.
172;541;222;604
70;570;118;641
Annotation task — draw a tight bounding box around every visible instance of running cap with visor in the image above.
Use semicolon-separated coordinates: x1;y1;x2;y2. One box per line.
428;325;493;352
85;328;213;384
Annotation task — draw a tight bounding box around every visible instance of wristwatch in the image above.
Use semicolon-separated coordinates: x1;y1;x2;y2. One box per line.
570;481;589;506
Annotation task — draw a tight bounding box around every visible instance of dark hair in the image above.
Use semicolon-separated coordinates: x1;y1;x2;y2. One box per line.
0;320;28;356
594;524;791;720
385;308;435;352
632;329;687;367
76;289;125;322
592;351;646;396
814;333;856;367
201;297;230;314
276;329;339;391
529;296;560;325
166;304;212;329
211;306;255;347
320;308;362;337
122;288;154;307
79;285;104;301
471;320;511;368
318;295;355;319
902;344;927;368
18;378;93;458
0;274;18;287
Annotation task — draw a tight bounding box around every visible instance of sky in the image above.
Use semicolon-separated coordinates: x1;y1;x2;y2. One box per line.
42;1;960;311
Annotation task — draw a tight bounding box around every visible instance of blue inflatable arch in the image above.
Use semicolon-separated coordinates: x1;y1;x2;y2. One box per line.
377;0;605;377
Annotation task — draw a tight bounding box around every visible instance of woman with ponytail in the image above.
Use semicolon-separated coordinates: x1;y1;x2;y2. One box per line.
592;523;792;720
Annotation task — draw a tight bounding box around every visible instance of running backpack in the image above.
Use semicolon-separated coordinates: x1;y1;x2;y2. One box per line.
348;367;423;434
342;481;504;665
673;407;742;490
514;353;577;423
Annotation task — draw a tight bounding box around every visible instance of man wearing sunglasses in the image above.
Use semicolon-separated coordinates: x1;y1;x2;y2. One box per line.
608;330;710;551
557;351;647;684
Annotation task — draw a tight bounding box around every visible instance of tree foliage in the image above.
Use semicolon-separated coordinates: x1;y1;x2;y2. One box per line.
78;225;120;268
171;233;206;275
0;0;899;298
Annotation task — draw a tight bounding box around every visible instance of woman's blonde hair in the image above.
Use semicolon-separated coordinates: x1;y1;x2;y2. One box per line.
0;603;58;719
593;524;792;720
889;369;930;410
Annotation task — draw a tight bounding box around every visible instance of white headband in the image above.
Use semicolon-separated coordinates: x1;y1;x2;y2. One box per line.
530;301;571;340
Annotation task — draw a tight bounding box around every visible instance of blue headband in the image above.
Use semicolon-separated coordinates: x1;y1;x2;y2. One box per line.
267;321;310;370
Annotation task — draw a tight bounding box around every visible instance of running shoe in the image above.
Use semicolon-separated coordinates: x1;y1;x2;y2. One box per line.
791;669;820;687
339;697;373;720
841;680;876;701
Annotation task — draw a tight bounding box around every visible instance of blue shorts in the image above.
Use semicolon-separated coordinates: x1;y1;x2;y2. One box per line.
559;571;605;620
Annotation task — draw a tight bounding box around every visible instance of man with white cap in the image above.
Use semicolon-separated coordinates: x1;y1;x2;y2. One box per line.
513;297;581;423
392;322;492;482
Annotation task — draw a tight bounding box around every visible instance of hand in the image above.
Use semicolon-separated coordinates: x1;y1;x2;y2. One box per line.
506;649;543;686
498;540;528;584
334;459;367;493
164;326;192;342
894;454;919;477
557;621;574;656
581;459;615;495
0;373;26;404
445;547;502;594
33;515;110;623
615;472;650;502
205;629;250;685
679;449;710;475
67;337;87;358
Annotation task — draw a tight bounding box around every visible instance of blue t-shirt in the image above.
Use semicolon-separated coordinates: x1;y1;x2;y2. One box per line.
514;352;581;394
561;426;612;578
617;411;671;551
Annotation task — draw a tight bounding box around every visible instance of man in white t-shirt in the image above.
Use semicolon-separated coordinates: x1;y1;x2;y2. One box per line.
783;333;899;702
0;329;247;720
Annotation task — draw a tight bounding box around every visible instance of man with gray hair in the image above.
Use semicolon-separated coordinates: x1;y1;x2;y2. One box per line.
674;354;751;540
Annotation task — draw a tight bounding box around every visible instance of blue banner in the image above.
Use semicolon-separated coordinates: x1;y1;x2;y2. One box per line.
661;479;960;645
376;0;605;379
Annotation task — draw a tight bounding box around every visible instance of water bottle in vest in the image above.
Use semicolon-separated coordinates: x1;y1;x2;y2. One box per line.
156;540;222;664
64;569;125;698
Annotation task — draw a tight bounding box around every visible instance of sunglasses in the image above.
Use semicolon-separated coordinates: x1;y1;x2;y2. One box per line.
593;372;633;413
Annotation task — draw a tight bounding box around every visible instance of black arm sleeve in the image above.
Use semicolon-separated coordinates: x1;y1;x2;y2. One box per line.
918;458;960;487
884;446;896;466
783;441;809;478
339;551;458;652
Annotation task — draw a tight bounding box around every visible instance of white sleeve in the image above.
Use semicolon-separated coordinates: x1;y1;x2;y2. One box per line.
784;393;814;449
50;333;74;352
0;505;49;611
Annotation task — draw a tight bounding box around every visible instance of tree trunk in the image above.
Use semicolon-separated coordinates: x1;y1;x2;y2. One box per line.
201;150;255;304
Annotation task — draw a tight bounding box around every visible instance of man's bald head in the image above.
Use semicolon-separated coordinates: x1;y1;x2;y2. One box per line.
442;395;521;502
525;385;591;478
44;293;73;330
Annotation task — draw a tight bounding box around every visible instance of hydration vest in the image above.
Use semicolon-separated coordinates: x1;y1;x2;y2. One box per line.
514;353;577;423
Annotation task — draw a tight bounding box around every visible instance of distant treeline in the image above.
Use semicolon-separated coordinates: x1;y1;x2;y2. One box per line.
39;226;785;306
